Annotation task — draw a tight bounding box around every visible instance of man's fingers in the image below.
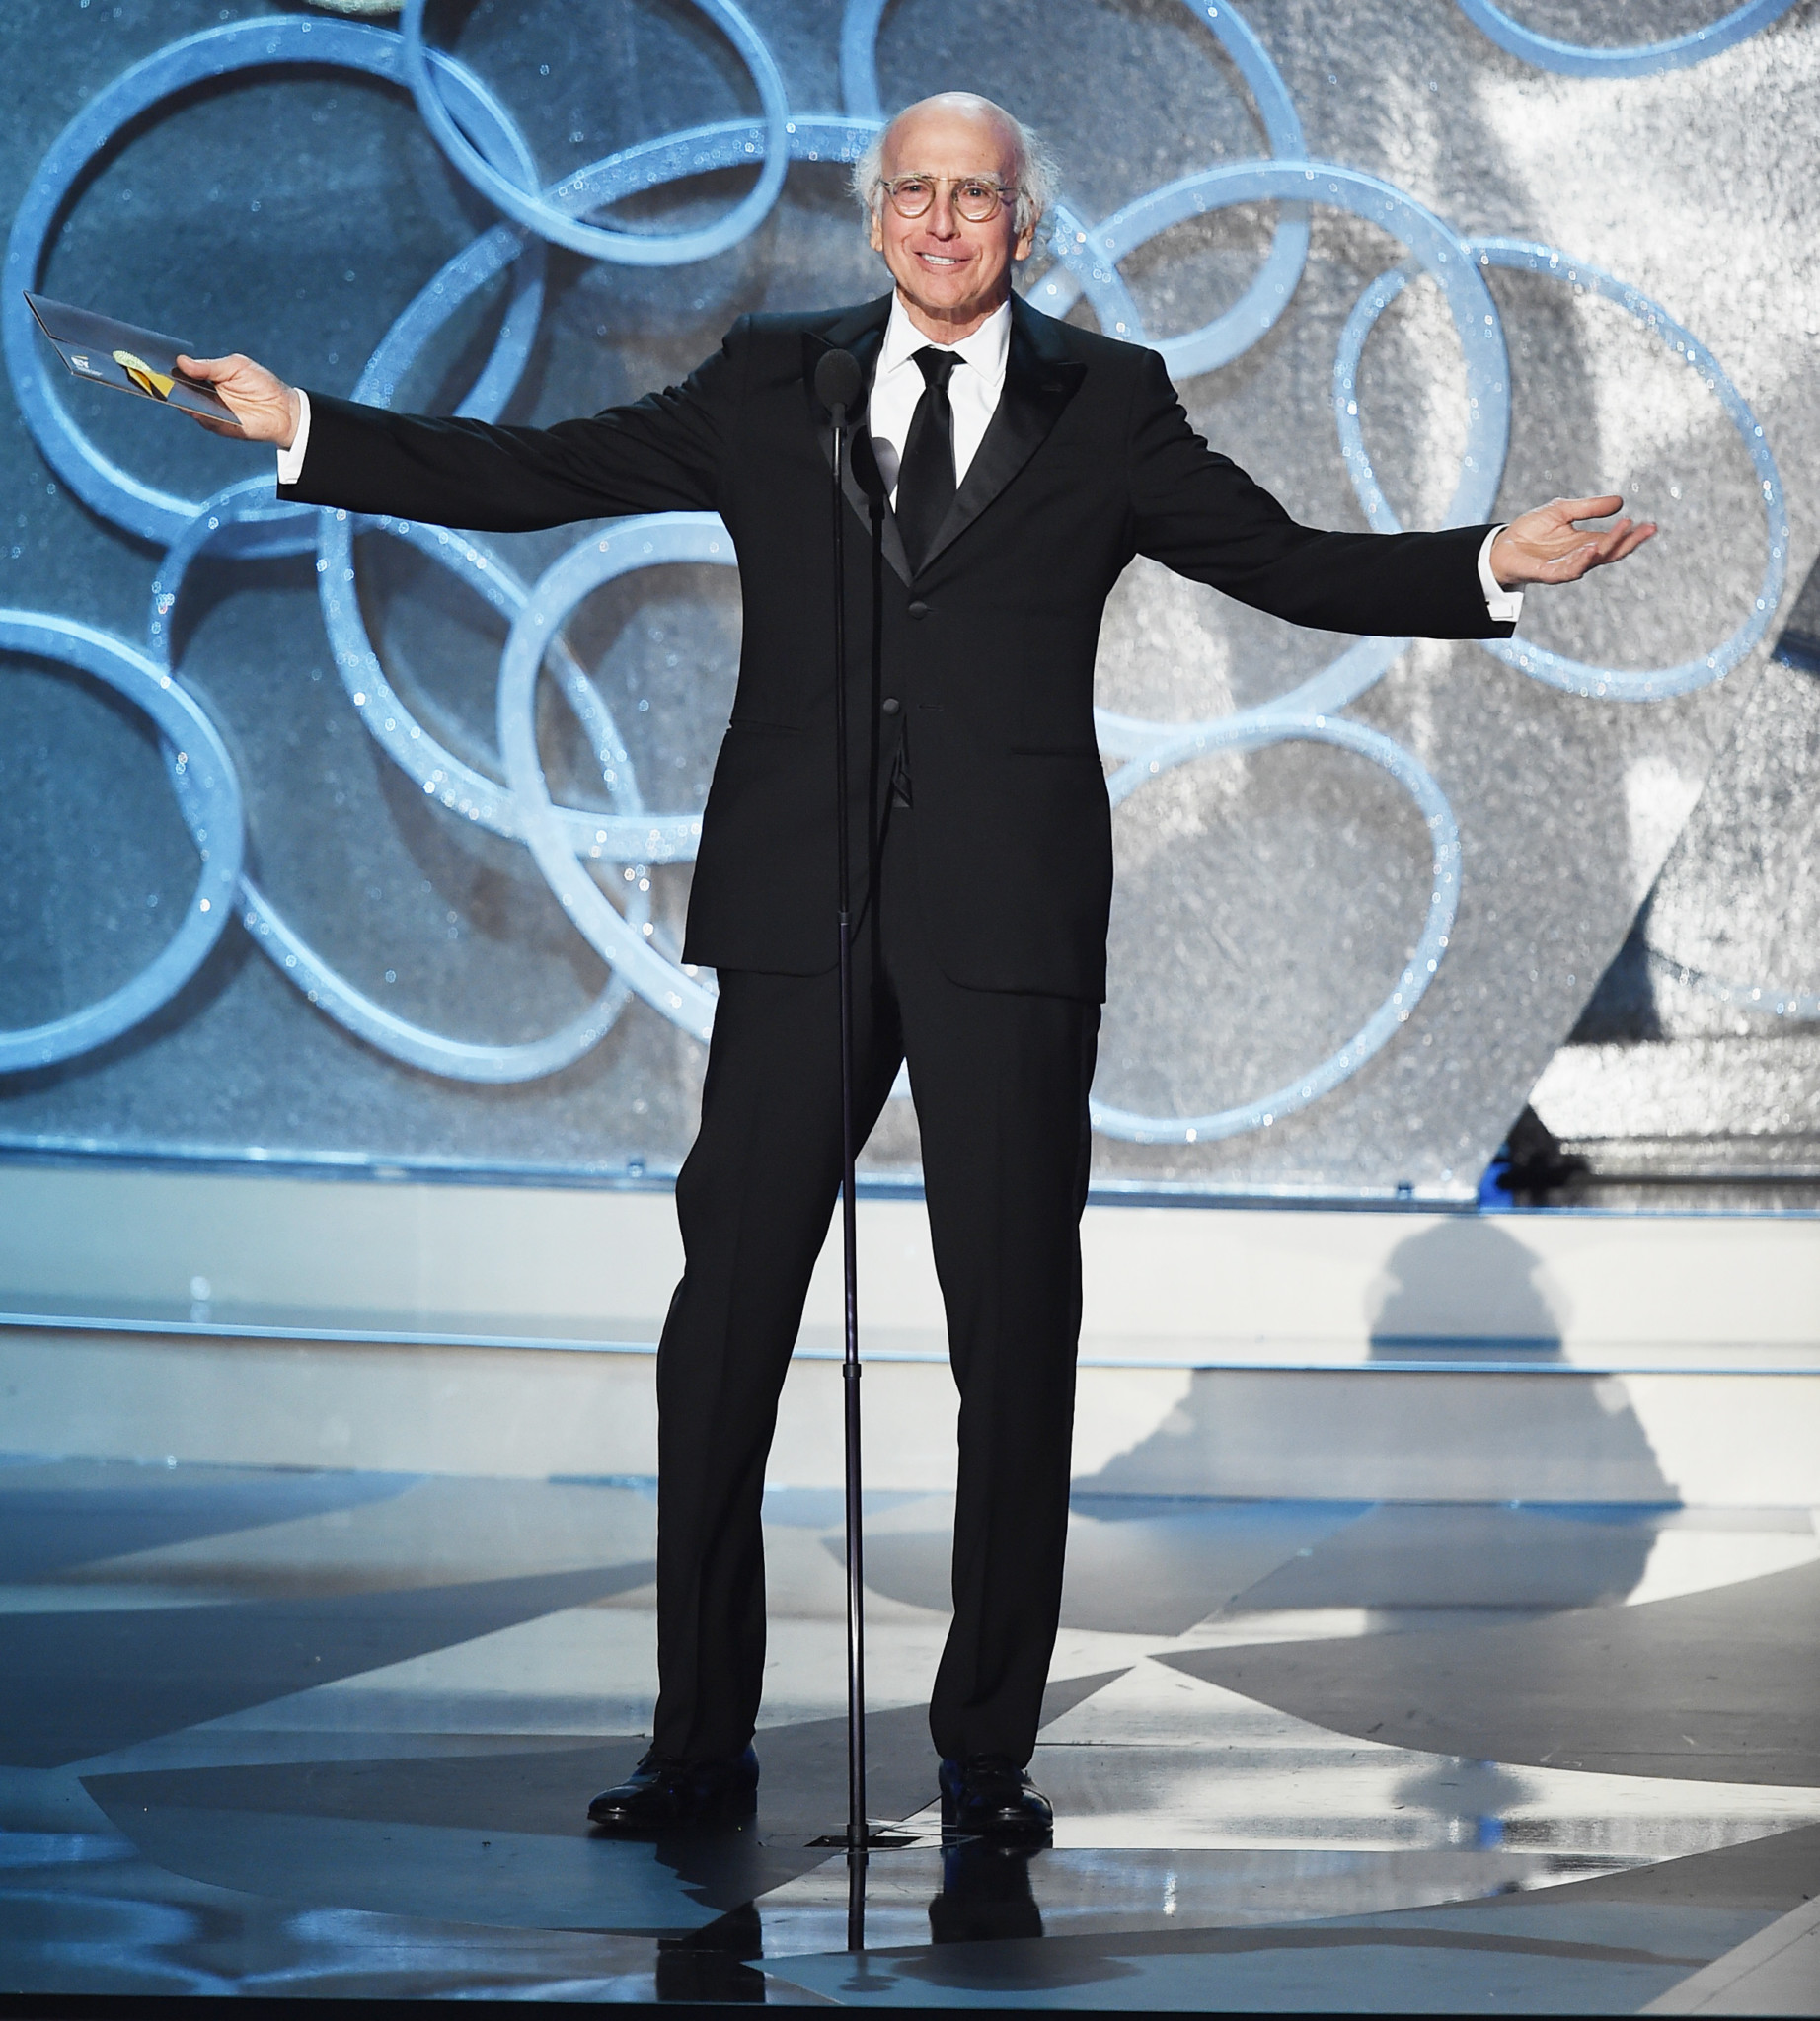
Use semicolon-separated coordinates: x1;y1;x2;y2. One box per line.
1603;523;1656;565
1543;515;1640;561
1546;520;1658;579
1557;492;1624;525
1584;520;1650;566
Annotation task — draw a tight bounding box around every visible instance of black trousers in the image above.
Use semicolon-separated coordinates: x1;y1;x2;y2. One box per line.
650;805;1100;1767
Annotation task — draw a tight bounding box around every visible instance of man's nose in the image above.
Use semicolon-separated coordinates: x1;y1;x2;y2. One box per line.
926;189;961;235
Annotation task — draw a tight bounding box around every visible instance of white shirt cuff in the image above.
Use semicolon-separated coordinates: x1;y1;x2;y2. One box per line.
275;388;312;487
1478;524;1523;625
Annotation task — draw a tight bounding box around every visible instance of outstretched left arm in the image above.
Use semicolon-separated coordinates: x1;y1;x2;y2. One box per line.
1126;348;1655;636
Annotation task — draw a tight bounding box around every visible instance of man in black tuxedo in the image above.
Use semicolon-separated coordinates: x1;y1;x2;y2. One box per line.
187;91;1650;1841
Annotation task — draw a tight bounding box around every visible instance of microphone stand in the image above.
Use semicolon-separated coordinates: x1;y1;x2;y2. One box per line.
813;347;870;1949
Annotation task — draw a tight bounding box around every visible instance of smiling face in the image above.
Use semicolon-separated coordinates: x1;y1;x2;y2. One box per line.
869;97;1038;342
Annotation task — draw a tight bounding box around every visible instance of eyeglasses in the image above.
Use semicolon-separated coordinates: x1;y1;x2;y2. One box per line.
879;174;1014;223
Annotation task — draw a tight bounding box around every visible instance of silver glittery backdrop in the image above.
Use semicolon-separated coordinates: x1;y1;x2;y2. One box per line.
0;0;1815;1197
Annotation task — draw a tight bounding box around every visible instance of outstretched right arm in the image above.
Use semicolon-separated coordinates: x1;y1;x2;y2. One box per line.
176;331;741;532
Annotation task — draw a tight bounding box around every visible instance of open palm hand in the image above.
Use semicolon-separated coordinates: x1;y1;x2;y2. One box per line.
1489;494;1656;589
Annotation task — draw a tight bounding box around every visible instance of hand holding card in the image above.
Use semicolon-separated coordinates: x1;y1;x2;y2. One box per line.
172;348;303;445
23;292;268;435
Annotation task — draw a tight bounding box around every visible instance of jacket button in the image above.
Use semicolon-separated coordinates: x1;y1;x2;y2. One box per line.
907;600;929;619
880;697;901;714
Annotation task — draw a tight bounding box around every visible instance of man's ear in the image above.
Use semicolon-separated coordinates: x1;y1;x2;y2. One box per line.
868;210;884;254
1013;212;1039;262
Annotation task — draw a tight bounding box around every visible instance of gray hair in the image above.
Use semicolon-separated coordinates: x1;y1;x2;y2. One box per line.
852;95;1058;244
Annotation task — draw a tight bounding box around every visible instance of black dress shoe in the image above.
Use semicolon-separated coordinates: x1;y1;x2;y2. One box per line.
587;1746;759;1833
939;1754;1054;1842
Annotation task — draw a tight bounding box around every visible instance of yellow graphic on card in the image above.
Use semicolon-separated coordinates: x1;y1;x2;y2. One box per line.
113;349;176;400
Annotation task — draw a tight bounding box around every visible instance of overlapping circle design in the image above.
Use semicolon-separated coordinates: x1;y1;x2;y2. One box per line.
0;1;1798;1138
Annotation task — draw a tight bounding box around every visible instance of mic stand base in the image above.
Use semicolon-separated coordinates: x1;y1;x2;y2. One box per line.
805;1828;923;1849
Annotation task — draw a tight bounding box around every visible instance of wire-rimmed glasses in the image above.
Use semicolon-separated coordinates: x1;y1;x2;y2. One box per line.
879;174;1014;223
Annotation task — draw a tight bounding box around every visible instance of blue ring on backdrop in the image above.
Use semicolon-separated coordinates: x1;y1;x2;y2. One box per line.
313;113;876;862
145;479;320;618
311;505;707;862
399;0;793;265
347;218;543;424
497;517;734;1043
133;107;883;1081
1;15;544;553
1090;711;1463;1144
289;115;882;1068
1642;947;1819;1022
1073;161;1507;1143
147;486;643;1084
1089;158;1511;761
1332;266;1460;538
1027;1;1311;376
1455;0;1799;78
836;0;892;116
0;609;244;1073
840;0;1308;365
1465;240;1787;700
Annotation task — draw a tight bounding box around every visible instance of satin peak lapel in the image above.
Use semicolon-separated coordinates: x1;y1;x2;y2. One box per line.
914;297;1085;577
802;300;909;585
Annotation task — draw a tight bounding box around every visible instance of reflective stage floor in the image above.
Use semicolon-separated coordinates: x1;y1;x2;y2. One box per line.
2;1455;1817;2010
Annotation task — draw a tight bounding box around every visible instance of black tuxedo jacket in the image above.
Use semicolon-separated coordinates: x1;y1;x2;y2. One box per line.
282;292;1512;1003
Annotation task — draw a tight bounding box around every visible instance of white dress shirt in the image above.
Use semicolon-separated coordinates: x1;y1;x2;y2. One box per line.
276;319;1520;625
1478;527;1523;623
866;295;1011;507
276;387;312;487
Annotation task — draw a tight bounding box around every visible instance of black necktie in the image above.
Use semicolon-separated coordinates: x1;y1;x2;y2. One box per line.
896;346;959;572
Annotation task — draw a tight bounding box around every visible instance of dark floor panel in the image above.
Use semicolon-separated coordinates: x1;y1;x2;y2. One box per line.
1164;1557;1820;1785
77;1704;944;1929
747;1702;945;1851
0;1561;655;1768
0;1462;418;1583
84;1740;658;1838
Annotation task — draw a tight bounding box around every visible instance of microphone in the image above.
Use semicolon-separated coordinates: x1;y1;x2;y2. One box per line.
817;350;883;501
849;425;887;503
814;346;864;423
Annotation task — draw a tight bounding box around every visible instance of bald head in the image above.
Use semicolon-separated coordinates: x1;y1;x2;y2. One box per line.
854;93;1056;240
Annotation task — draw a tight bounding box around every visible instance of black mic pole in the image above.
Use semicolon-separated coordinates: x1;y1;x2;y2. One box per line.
813;345;870;1944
